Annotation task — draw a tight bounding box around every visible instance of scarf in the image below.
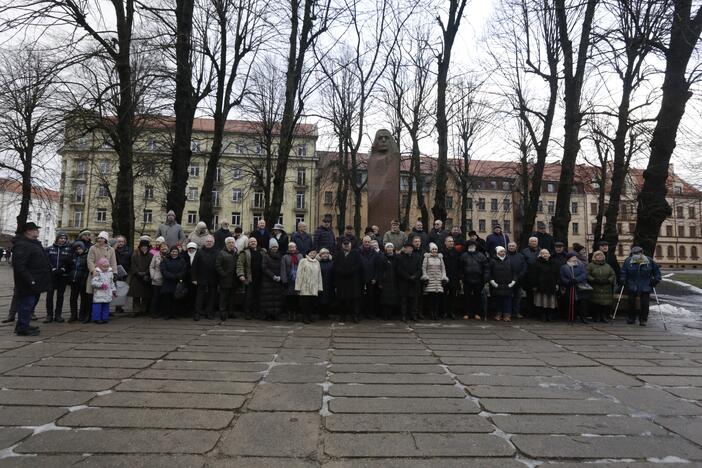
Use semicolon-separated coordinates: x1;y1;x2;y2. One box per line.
631;254;649;265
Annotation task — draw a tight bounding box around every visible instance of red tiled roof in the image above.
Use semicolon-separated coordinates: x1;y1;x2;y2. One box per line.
0;178;59;201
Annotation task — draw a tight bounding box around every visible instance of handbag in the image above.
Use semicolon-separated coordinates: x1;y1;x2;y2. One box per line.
174;281;189;300
577;282;593;291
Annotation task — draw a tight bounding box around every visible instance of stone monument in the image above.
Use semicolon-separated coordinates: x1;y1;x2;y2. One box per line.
367;129;400;229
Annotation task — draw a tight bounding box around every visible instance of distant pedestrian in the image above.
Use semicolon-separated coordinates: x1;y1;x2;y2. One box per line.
260;239;283;321
149;243;168;316
313;214;336;252
396;241;422;322
486;224;510;257
489;246;517;321
530;249;561;322
188;222;210;248
333;239;363;322
191;235;219;321
215;237;238;320
382;220;408;252
213;221;232;251
281;242;303;320
317;248;335;319
237;237;264;320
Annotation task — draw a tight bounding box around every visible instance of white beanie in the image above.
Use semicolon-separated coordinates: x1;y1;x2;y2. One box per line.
269;238;279;249
385;243;394;250
429;242;438;251
155;236;165;244
186;242;198;250
97;231;109;241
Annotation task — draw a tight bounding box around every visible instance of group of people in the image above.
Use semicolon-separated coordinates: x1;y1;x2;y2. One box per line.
8;212;663;336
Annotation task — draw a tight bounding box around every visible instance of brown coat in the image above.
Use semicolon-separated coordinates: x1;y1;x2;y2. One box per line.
86;244;118;294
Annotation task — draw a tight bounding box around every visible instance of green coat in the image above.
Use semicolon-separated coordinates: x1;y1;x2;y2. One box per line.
586;261;616;306
215;248;238;289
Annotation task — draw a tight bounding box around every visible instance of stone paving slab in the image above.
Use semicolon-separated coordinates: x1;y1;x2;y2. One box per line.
208;458;318;468
491;414;668;435
33;357;155;368
479;398;627;414
329;383;465;398
58;407;234;429
0;428;33;449
248;383;323;411
329;364;444;373
329;372;453;385
135;369;263;382
220;412;319;457
467;385;591;399
91;391;246;409
0;376;119;391
329;397;480;414
602;387;702;415
0;405;68;426
115;378;255;394
266;364;327;383
324;413;494;432
656;416;702;445
322;459;525;468
6;365;138;379
0;389;94;406
151;360;267;372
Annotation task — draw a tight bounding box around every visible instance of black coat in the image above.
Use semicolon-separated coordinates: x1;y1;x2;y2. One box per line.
533;231;555;252
441;247;462;286
319;258;335;305
410;229;430;252
273;232;289;255
46;243;73;279
214;228;232;250
358;247;380;284
69;252;89;285
13;235;52;295
489;256;516;297
395;251;422;298
261;251;284;316
507;251;528;284
461;251;489;287
250;229;271;251
333;249;362;299
191;247;219;286
530;257;560;294
115;245;132;275
429;229;447;247
313;226;336;252
378;254;399;306
160;255;187;295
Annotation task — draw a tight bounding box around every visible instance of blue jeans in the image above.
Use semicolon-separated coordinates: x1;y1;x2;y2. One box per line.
16;294;39;332
511;286;522;317
92;303;110;322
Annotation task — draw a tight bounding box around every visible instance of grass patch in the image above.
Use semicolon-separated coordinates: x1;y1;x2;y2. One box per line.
670;273;702;289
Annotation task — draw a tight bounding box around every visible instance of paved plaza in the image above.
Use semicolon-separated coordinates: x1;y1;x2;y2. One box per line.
2;301;702;467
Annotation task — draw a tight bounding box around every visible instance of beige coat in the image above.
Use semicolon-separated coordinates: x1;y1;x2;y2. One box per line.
294;257;323;297
86;244;118;293
149;253;165;286
421;253;448;293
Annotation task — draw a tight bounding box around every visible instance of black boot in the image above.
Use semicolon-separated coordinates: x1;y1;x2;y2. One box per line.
193;313;200;321
1;315;15;323
43;316;53;324
54;316;65;323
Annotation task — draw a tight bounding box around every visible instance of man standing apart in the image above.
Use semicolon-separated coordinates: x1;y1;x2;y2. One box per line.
156;210;186;248
12;222;51;336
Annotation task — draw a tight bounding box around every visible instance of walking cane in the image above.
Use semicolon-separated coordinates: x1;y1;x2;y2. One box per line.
652;287;668;331
611;285;625;324
568;287;574;325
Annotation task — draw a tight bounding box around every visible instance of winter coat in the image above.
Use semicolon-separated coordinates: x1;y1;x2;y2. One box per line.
273;231;290;255
382;230;408;252
358;247;380;284
442;247;462;287
587;261;616;306
160;255;187;295
486;231;510;256
46;243;73;279
461;250;489;287
319;257;335;305
295;257;323;296
234;234;249;253
377;254;398;306
128;250;154;298
281;253;303;295
521;247;540;269
395;251;422;298
410;229;430;252
489;256;516;297
114;245;132;277
149;254;165;287
333;249;362;299
156;221;186;248
91;268;116;303
530;257;560;295
213;228;232;250
188;223;211;248
313;226;336;252
250;229;271;252
552;252;567;270
215;248;238;289
620;255;661;295
533;231;555;252
429;229;447;247
191;246;219;286
261;251;284;316
560;262;589;301
336;234;359;252
422;253;448;293
291;231;314;256
237;248;265;285
69;252;89;285
507;250;528;284
12;235;53;295
86;244;118;294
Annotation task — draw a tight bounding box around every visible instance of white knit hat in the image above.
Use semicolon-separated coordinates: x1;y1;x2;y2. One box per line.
429;242;438;251
186;242;197;250
269;238;279;249
97;231;109;241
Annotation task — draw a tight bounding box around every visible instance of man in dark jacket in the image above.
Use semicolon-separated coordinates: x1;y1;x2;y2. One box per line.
461;240;489;320
533;221;555;252
314;215;336;252
507;242;527;320
358;236;381;319
336;225;359;252
468;231;487;255
520;236;541;317
250;219;271;253
552;241;568;269
113;235;131;314
215;237;238;320
410;220;430;252
68;241;90;322
395;241;422;322
291;222;314;256
441;236;462;319
44;231;73;323
489;246;517;321
449;226;465;252
12;222;52;336
213;221;232;250
333;239;362;322
191;235;219;320
429;220;447;247
486;224;510;257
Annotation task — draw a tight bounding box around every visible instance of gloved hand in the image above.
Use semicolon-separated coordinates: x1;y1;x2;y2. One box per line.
490;280;498;288
508;281;516;288
101;283;109;290
273;275;281;282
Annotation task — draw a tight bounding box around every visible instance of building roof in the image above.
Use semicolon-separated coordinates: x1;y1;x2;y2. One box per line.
134;115;318;138
0;178;59;202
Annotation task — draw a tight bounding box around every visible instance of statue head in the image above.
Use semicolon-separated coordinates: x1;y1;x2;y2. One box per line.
371;129;398;154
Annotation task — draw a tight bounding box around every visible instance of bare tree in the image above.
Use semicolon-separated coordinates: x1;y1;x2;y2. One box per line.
634;0;702;254
0;47;64;232
551;0;598;246
432;0;468;224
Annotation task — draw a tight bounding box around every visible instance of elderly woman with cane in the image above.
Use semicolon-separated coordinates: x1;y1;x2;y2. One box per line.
620;246;662;326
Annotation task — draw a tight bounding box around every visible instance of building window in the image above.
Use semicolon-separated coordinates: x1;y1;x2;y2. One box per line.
144;186;154;200
465;219;473;231
187;187;198;201
620;203;627;215
191;140;201;152
188;163;200;177
297;168;306;186
215;166;222;183
297;145;307;157
667;245;675;258
690;226;697;238
666;225;673;237
504;220;511;233
446;196;454;210
73;210;83;227
324;191;333;205
546;183;555;193
231;212;241;226
592;223;597;235
75;160;87;177
466;198;473;210
478;219;486;232
232;167;242;179
278;214;284;225
143;162;156;176
629;223;636;234
618;223;622;234
677;206;684;218
98;160;111;174
253;192;265;209
491;219;499;229
295;191;305;210
187;211;197;224
490;198;498;212
590;203;597;214
401;194;409;207
503;198;510;211
295;214;305;227
538;200;543;213
689;206;696;219
502;181;510;191
212;190;220;207
97;184;109;198
571;202;578;214
232;189;242;202
478;198;485;211
146;137;157;151
252;213;263;229
489;180;498;190
680;245;687;259
142;210;152;224
74;184;85;202
692;246;699;259
679;225;685;237
655;245;663;258
572;222;579;235
547;201;555;214
618;244;624;256
674;186;683;194
96;208;107;223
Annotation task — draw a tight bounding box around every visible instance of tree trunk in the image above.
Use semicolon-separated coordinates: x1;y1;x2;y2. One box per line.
459;155;469;236
166;0;196;223
592;163;607;249
402;156;414;229
634;1;702;255
199;113;226;228
411;139;428;225
16;157;32;233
